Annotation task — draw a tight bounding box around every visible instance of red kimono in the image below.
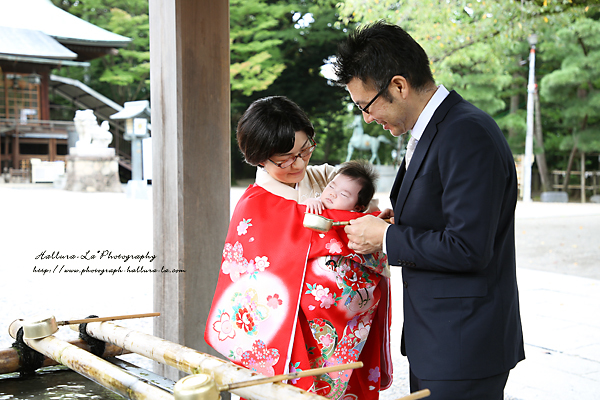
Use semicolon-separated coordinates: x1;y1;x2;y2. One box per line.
205;185;392;399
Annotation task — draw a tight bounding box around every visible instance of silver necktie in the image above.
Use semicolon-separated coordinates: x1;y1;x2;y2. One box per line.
405;136;418;168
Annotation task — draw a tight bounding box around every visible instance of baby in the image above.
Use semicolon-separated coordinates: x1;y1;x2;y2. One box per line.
304;160;389;278
304;160;379;214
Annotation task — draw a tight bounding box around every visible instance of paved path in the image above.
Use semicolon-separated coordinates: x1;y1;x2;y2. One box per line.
0;184;598;399
349;194;600;400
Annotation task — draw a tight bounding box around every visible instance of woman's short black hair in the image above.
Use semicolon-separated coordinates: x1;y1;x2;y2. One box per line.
337;160;379;211
236;96;315;166
333;20;434;97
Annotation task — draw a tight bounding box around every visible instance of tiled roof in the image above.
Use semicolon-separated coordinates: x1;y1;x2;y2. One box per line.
0;26;77;60
0;0;131;47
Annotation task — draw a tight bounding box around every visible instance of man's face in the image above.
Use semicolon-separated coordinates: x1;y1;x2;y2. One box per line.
347;77;413;137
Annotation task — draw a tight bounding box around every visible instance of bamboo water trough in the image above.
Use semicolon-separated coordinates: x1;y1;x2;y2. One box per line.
77;321;431;400
8;319;174;400
76;320;332;400
5;318;429;400
0;338;129;374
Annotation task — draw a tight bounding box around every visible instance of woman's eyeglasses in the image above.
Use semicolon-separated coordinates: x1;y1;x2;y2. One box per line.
268;138;317;169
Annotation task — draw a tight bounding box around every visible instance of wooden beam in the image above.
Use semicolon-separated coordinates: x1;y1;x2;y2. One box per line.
149;0;230;380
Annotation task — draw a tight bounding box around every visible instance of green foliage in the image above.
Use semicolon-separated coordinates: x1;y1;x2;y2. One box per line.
49;0;359;181
336;0;600;180
498;110;528;142
50;0;150;105
540;16;600;152
47;0;600;183
230;0;290;96
231;0;366;180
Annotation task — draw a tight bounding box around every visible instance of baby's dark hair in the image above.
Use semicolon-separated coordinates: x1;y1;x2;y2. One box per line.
337;160;378;211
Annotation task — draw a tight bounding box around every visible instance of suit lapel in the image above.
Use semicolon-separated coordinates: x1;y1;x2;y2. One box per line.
389;161;405;209
392;91;463;218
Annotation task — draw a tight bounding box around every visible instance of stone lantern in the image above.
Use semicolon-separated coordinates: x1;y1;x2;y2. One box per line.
110;100;151;198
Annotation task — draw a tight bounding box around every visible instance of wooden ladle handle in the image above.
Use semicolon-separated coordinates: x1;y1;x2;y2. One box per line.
396;389;431;400
59;312;160;326
218;361;363;391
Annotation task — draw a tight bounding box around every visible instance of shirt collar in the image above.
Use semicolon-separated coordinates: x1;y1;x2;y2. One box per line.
410;85;449;141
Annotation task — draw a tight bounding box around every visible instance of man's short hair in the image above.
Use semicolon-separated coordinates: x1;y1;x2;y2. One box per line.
333;20;434;98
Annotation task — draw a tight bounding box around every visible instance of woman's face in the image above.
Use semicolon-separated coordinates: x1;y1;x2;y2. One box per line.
262;131;313;187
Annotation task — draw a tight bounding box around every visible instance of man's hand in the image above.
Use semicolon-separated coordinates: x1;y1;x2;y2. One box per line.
344;214;390;254
378;208;395;224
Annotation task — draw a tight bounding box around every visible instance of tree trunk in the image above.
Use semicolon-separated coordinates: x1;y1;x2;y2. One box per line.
322;134;333;163
563;139;578;193
563;113;588;193
533;89;550;191
508;70;521;139
581;151;586;203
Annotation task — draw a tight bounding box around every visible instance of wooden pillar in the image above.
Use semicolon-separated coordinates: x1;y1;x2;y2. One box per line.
13;128;19;169
39;70;51;121
49;138;56;161
149;0;230;380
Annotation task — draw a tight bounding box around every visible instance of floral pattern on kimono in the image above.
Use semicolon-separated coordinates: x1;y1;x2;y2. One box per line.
205;184;392;399
289;252;388;400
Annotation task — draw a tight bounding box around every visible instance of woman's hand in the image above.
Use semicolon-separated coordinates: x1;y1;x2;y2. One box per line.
303;198;325;214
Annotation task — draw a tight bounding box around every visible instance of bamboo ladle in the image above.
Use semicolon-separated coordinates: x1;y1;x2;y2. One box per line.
16;312;160;339
174;363;431;400
396;389;431;400
303;213;349;233
220;361;363;391
174;362;363;399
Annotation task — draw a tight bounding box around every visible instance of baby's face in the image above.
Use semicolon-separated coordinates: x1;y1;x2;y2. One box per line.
320;174;362;211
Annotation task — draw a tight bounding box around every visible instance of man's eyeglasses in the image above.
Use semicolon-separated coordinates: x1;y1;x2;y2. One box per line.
268;138;317;169
355;80;391;114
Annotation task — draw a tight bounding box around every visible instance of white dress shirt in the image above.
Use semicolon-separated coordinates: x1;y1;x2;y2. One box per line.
382;85;449;257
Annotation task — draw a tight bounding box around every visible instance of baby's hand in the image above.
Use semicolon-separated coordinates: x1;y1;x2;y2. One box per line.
304;198;324;214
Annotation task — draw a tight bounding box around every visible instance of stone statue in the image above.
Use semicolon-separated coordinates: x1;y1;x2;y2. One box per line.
73;109;113;149
66;109;120;192
94;121;113;148
346;115;393;165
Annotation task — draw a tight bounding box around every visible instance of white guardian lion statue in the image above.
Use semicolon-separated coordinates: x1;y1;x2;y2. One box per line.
73;109;113;149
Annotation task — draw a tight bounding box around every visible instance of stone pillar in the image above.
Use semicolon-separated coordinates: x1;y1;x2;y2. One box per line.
149;0;230;380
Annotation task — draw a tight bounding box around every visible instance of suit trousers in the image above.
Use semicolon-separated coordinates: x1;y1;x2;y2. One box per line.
409;368;510;400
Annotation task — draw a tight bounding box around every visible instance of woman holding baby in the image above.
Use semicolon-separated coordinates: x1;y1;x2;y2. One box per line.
204;96;391;399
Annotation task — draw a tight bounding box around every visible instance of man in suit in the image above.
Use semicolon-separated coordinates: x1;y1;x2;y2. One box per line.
335;21;525;400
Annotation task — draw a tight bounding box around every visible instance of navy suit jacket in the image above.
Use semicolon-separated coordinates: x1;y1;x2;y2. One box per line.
387;91;525;380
